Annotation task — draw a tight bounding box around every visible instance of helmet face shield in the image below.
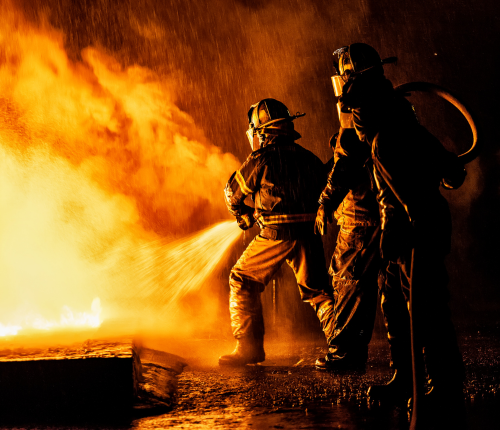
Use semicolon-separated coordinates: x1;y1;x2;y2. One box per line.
246;102;259;151
332;47;354;128
339;52;354;82
246;125;261;151
332;75;345;97
331;43;397;130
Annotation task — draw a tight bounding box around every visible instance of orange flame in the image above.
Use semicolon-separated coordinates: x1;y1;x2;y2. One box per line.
0;2;241;338
29;298;102;331
0;298;102;337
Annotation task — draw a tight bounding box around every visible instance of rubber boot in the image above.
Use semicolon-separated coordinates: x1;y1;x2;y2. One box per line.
313;296;367;371
368;367;413;403
218;335;265;366
315;350;367;371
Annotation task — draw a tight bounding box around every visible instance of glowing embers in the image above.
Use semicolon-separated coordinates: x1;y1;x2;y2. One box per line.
0;298;102;337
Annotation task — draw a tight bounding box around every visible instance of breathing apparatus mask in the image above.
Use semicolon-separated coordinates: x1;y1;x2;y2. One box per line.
246;99;305;151
331;44;397;128
332;50;355;128
331;44;480;190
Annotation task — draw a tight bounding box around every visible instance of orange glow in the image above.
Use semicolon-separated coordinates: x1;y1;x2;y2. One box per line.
0;298;102;337
0;324;22;337
29;298;102;331
0;2;241;339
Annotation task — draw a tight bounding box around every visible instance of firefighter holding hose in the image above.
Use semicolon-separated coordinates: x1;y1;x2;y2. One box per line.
219;98;337;366
331;43;469;427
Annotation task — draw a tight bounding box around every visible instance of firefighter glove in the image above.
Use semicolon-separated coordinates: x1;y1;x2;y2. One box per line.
314;204;333;236
236;213;255;231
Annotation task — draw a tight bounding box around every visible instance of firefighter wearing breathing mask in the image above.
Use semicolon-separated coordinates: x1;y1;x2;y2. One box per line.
333;43;466;423
220;98;336;366
313;132;381;370
313;46;410;373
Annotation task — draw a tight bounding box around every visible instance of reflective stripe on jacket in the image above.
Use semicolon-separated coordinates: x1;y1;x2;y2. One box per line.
224;136;326;229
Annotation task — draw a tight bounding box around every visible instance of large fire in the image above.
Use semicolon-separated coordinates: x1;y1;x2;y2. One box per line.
0;298;102;337
0;2;241;338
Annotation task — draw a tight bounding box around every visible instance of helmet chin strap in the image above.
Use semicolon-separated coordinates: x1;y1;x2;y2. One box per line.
247;124;303;151
259;127;302;143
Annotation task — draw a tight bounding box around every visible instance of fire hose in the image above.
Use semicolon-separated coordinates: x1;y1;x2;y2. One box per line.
394;81;481;164
392;82;481;430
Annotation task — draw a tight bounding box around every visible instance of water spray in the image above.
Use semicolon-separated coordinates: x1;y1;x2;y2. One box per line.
113;220;242;333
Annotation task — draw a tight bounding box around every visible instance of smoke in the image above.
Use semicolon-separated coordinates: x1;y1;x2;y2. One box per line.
2;0;495;339
0;5;239;234
0;1;240;336
15;0;371;163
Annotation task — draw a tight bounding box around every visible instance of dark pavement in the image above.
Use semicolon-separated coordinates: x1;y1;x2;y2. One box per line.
0;325;496;429
132;325;500;429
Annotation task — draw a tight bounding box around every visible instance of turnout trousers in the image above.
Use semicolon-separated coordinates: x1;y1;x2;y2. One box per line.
326;224;381;362
229;232;331;340
380;245;465;386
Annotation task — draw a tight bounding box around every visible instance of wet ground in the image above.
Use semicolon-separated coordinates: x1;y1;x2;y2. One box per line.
131;325;500;430
0;326;496;429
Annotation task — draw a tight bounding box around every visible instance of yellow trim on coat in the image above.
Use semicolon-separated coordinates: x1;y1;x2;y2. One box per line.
235;170;254;195
258;213;316;225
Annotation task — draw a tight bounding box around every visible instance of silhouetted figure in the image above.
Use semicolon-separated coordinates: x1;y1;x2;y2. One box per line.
314;128;380;371
332;43;466;427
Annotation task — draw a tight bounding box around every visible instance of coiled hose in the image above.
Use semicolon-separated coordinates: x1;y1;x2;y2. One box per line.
395;81;480;164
